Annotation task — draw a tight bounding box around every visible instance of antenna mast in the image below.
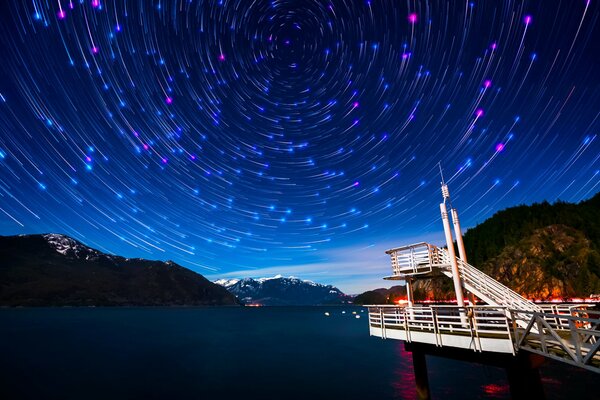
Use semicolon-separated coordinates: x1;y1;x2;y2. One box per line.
438;164;465;315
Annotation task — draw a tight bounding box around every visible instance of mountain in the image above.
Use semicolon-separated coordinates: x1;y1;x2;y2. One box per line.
461;193;600;300
214;278;240;287
0;234;239;306
352;285;407;305
215;275;349;306
357;193;600;302
463;192;600;267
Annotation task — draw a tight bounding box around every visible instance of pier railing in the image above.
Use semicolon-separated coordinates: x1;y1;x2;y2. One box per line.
367;304;600;373
386;243;437;276
510;309;600;373
367;305;514;353
436;248;541;313
538;304;594;330
385;243;541;313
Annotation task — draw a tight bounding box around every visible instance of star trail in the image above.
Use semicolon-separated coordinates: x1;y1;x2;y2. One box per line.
0;1;599;291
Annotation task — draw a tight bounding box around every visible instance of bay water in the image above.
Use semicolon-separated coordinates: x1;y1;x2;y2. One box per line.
0;307;595;399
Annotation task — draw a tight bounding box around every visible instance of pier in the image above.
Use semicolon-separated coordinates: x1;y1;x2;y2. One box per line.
367;183;600;399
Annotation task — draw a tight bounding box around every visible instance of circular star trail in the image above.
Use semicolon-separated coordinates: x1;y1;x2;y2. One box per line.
0;1;599;283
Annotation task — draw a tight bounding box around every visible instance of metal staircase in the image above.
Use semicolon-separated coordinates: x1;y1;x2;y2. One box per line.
385;243;541;312
436;247;542;312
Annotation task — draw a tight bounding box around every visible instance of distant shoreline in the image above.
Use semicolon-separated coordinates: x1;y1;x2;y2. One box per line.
0;303;359;308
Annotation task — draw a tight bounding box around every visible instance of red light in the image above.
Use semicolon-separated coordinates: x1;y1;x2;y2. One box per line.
482;383;509;395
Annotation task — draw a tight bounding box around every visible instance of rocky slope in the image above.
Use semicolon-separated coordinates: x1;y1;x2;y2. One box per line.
0;234;239;306
477;224;600;300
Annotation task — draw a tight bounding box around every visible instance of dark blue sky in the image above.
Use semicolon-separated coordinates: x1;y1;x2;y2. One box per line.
0;0;598;292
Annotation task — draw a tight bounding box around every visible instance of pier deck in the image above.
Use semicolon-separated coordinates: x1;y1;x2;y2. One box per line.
370;181;599;400
367;304;600;373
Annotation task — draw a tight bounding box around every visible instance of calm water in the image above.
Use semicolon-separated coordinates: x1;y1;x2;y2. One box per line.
0;307;596;399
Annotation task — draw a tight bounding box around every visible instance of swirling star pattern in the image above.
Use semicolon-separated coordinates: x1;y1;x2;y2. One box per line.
0;1;599;289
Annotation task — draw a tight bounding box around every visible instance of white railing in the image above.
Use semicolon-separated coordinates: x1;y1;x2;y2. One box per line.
436;248;540;330
367;304;600;373
435;248;541;313
385;243;436;276
379;240;600;372
368;305;514;352
539;304;594;330
510;309;600;373
385;243;541;313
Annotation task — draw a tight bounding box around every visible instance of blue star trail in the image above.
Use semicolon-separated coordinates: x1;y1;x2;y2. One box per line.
0;1;598;290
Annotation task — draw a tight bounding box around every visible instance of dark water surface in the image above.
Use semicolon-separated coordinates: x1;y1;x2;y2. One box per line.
0;307;596;399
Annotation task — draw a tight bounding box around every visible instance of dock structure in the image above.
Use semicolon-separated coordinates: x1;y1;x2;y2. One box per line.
367;182;600;399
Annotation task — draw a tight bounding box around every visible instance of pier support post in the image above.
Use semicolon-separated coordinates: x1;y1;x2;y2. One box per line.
411;349;431;400
506;354;545;399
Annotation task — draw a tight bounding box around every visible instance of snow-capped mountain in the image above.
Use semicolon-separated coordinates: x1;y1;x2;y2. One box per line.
214;275;349;306
42;233;103;260
213;278;240;288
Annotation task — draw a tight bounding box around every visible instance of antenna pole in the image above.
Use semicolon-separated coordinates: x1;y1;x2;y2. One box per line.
452;207;477;305
439;180;466;321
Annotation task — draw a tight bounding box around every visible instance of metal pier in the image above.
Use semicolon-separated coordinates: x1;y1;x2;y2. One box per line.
366;181;600;399
367;304;600;373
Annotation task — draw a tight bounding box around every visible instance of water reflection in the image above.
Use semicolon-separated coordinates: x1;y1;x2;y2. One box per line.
390;342;511;399
481;383;510;397
391;343;417;400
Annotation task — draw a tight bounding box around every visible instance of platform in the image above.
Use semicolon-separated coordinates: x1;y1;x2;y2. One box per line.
367;304;600;373
369;182;600;387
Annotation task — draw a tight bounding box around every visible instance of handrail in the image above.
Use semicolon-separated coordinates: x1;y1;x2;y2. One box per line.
367;304;600;372
441;251;530;298
387;243;435;276
510;309;600;373
364;304;515;308
385;242;431;254
368;305;514;353
436;247;541;312
385;242;542;313
378;239;600;373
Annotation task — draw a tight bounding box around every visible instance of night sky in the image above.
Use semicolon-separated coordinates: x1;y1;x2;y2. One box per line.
0;1;599;292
